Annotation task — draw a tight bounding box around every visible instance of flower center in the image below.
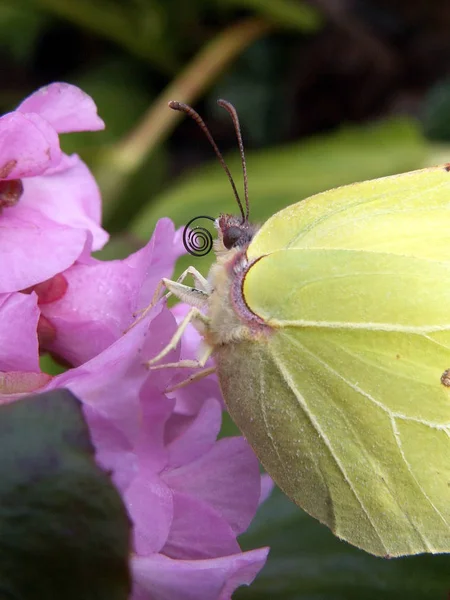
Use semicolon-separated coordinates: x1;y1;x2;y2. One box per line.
0;179;24;209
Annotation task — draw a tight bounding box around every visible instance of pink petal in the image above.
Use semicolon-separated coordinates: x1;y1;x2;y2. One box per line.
0;112;60;179
259;474;274;506
134;379;175;475
166;397;222;468
0;292;40;371
84;408;136;491
21;153;108;250
16;82;105;133
50;305;160;440
0;205;87;293
31;274;68;304
125;470;173;556
218;548;269;600
40;220;182;366
0;371;51;397
132;218;185;310
170;303;223;415
171;303;206;356
171;373;223;416
163;437;261;536
131;548;269;600
140;306;182;393
161;491;240;560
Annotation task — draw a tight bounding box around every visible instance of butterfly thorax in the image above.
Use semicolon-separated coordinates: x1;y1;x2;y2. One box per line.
205;216;271;348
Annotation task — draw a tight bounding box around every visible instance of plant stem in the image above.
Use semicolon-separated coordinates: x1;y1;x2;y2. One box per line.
97;17;272;220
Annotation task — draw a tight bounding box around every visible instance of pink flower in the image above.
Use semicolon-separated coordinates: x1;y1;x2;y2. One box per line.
0;80;270;597
47;304;269;599
0;82;108;294
38;219;185;366
0;292;51;394
0;225;269;598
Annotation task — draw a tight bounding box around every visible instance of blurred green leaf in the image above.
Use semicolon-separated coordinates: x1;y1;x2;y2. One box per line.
422;78;450;142
26;0;178;71
209;38;293;145
0;2;47;63
60;59;153;155
39;353;68;376
216;0;322;31
131;118;427;276
57;61;169;230
237;487;450;599
0;389;131;600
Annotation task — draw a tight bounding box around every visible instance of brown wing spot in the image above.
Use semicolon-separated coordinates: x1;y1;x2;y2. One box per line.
440;368;450;386
0;159;17;179
396;354;401;359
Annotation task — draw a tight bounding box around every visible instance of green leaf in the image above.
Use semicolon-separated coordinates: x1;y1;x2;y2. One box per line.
0;389;131;600
237;488;450;599
422;78;450;142
216;0;322;31
60;59;153;155
130;117;426;276
0;1;47;63
26;0;178;71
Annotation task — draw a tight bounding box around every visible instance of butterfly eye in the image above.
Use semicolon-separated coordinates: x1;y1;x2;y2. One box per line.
223;226;244;249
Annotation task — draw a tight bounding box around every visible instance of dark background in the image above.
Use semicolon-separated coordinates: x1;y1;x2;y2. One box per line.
3;0;450;597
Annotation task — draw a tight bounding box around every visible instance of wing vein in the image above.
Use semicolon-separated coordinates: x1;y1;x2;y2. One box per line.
280;331;447;547
391;418;449;533
269;344;388;551
269;320;450;334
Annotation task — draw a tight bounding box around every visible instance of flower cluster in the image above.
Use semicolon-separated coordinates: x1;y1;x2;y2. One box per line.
0;83;269;598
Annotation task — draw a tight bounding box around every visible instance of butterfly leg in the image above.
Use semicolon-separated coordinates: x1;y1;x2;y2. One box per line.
127;267;211;333
165;366;216;392
144;306;211;368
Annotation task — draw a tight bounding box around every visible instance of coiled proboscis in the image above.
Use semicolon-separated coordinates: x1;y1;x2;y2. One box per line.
183;215;215;257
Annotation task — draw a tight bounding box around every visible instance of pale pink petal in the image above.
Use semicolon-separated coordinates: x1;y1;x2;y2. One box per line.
163;437;261;536
166;397;222;468
16;82;105;133
259;474;275;505
218;548;270;600
21;154;108;250
131;548;269;600
161;492;240;560
0;112;60;179
40;220;182;365
0;292;39;371
0;205;87;293
125;470;173;556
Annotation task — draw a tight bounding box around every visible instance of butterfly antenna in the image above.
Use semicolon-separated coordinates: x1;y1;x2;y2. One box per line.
217;99;249;222
168;101;245;221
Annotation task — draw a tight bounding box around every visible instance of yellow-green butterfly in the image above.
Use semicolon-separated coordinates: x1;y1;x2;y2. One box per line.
149;99;450;558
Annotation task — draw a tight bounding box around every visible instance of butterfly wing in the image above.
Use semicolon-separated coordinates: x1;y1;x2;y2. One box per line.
248;165;450;261
216;167;450;557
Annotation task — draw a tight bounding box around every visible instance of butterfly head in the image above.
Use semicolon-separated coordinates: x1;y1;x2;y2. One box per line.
216;214;258;252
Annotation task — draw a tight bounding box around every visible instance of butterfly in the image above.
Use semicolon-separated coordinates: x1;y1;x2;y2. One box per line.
148;99;450;558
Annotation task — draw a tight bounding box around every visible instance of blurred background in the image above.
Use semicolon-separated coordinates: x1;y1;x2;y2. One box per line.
3;0;450;597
